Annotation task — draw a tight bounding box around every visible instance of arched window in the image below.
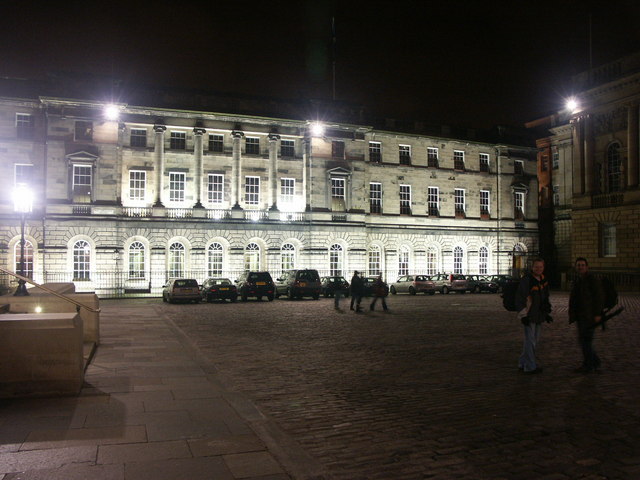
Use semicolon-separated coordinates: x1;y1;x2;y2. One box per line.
73;240;91;280
244;242;260;271
398;246;409;276
14;239;34;279
208;243;223;277
368;245;381;276
453;246;464;274
607;143;622;192
426;246;438;275
329;244;343;276
281;243;296;272
129;241;145;279
478;246;488;275
168;242;185;278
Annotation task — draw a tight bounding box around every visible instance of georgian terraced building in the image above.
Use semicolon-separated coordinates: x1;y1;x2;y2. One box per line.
0;92;539;297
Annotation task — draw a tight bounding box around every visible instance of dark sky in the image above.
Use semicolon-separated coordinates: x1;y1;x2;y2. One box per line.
2;0;640;128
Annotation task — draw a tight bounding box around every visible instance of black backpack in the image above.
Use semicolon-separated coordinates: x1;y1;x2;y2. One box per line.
600;277;618;310
501;280;520;312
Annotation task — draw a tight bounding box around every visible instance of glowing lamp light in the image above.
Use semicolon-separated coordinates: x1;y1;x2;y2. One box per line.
104;104;120;121
310;122;325;137
35;306;42;313
13;185;33;214
565;98;579;114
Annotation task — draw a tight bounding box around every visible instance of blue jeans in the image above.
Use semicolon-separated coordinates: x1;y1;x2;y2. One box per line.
519;322;541;372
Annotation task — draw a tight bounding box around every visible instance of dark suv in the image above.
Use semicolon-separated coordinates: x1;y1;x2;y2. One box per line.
275;269;321;300
235;271;275;301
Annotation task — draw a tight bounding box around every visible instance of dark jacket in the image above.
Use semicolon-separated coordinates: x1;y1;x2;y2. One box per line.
515;273;551;324
569;273;604;328
350;274;364;296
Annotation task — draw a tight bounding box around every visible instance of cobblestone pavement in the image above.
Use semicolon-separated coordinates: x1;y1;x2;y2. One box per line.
159;292;640;480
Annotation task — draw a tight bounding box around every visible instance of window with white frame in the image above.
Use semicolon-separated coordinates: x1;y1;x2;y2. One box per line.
208;242;223;276
553;185;560;206
16;113;34;139
168;242;185;278
280;178;295;206
453;246;464;274
14;164;33;187
400;185;411;215
130;129;147;148
73;164;92;194
129;171;146;201
368;245;381;276
73;240;91;280
169;172;185;203
398;246;409;276
479;153;490;172
209;134;224;152
245;176;260;205
329;244;343;276
552;150;559;169
246;137;260;155
14;240;33;278
331;177;345;199
514;191;525;219
244;243;260;271
369;182;382;214
399;145;411;165
454;188;465;215
170;131;186;150
454;150;465;170
281;139;294;157
601;223;616;257
369;142;381;163
207;174;224;204
281;243;296;271
428;186;439;216
480;190;490;215
128;241;145;279
478;246;488;274
427;147;439;167
426;246;438;275
514;160;524;175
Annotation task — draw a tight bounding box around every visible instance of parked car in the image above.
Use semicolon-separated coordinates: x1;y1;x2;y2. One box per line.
235;271;275;301
487;274;517;292
429;273;468;294
162;278;201;303
201;277;238;302
465;275;499;293
320;276;350;298
275;269;322;300
389;275;436;295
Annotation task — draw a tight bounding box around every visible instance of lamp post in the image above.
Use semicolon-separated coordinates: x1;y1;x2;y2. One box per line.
13;186;33;296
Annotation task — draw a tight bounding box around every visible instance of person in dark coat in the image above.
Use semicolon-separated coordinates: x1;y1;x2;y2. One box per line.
350;271;364;313
369;274;389;312
515;258;551;374
569;257;604;373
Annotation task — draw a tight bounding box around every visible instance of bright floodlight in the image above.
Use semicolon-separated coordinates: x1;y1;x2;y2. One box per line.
104;104;120;120
13;185;33;214
565;98;579;113
310;122;325;137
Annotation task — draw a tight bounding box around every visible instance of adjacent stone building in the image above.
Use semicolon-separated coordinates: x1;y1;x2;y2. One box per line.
1;87;539;297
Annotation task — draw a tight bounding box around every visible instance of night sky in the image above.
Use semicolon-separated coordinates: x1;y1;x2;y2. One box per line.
2;0;640;129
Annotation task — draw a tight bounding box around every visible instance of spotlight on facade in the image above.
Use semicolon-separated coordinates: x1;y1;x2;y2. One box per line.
104;104;120;121
310;122;325;137
565;98;579;114
13;185;33;296
35;306;42;313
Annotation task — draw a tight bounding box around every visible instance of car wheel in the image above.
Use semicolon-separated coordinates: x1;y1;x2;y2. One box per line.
162;293;167;302
323;292;329;298
231;295;238;302
313;294;319;300
442;286;449;295
287;288;294;300
474;285;481;293
194;298;201;303
429;291;435;295
459;290;466;294
409;287;416;295
267;294;274;302
241;293;248;301
390;286;397;295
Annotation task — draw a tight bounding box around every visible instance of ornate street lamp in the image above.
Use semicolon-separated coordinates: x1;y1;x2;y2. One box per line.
13;185;33;296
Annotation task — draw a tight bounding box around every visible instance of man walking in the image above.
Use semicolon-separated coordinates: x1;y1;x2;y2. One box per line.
369;274;389;312
515;258;551;374
350;271;364;313
569;257;604;373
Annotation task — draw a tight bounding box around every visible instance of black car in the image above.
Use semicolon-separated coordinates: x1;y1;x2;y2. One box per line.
361;276;387;297
465;275;499;293
488;274;517;292
201;277;238;302
275;269;322;300
235;271;275;301
320;276;350;298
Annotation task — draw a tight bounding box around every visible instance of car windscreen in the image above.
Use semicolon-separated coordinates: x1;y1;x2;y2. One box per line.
248;273;271;281
298;271;319;281
175;279;198;287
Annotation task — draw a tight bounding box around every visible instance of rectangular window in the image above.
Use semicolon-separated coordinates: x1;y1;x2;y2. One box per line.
454;188;465;215
280;178;295;205
427;147;439;168
281;139;295;157
170;131;186;150
479;153;490;172
552;150;559;169
209;134;224;152
514;191;525;220
553;185;560;206
480;190;490;215
514;160;524;175
428;187;439;216
400;185;411;215
369;142;381;163
541;155;549;172
245;176;260;205
169;172;186;203
16;113;34;139
601;223;616;257
208;174;224;204
369;182;382;214
75;121;93;141
130;129;147;148
331;177;345;199
73;165;92;194
332;141;345;159
15;164;33;187
129;170;146;201
246;137;260;155
399;145;411;165
454;150;465;170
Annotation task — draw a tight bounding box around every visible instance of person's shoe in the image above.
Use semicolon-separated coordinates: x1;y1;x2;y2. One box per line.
350;306;354;311
369;305;374;311
523;367;543;374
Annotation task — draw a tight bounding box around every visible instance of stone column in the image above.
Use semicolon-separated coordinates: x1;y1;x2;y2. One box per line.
231;130;244;208
584;115;595;194
571;119;585;195
193;127;206;208
268;134;280;210
627;103;639;188
153;124;166;206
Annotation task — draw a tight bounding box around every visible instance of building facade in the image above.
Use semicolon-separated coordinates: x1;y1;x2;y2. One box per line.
1;94;539;297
